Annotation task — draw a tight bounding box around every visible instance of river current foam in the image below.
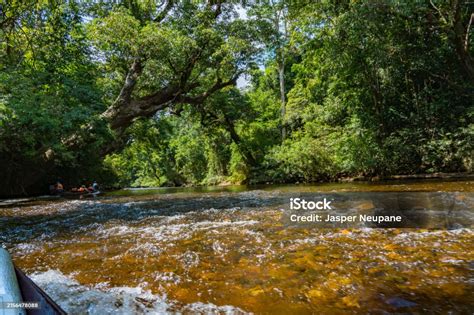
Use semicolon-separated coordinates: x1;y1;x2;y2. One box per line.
31;270;248;314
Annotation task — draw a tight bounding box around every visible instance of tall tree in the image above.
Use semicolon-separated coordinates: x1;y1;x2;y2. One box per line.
84;1;259;151
249;0;291;141
0;0;260;194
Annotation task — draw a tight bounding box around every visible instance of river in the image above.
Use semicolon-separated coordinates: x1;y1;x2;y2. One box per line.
1;180;473;314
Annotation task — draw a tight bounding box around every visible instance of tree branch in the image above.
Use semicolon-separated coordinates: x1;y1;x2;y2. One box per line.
101;58;144;121
177;74;240;105
466;13;473;51
451;0;474;82
430;0;448;24
154;0;173;23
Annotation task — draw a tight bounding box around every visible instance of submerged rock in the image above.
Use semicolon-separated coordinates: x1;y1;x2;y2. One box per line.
385;297;417;308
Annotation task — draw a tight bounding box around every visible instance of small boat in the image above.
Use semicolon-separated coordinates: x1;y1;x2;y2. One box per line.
0;249;66;315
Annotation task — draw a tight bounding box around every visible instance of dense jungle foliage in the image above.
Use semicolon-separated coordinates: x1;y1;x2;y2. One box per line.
0;0;473;195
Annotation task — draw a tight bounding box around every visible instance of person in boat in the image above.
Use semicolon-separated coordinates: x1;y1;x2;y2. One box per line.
87;184;94;192
78;185;87;193
92;181;99;192
55;181;64;193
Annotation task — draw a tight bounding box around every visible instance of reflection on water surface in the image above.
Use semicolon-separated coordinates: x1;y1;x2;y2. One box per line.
1;181;473;314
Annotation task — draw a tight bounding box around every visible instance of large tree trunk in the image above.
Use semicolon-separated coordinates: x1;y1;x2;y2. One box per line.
99;59;179;136
452;0;474;82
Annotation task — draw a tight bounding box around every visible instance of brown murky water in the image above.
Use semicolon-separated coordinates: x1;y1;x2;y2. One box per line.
1;180;473;314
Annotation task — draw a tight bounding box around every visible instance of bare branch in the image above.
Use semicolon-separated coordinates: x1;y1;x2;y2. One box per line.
466;13;473;51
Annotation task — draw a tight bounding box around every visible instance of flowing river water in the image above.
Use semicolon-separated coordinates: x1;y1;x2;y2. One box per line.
1;180;473;314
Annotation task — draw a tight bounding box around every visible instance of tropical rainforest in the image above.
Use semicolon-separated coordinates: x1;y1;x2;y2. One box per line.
0;0;473;196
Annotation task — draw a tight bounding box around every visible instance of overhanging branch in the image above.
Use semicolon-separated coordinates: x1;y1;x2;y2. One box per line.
177;73;241;105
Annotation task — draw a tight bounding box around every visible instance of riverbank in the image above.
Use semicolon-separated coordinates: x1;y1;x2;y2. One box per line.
345;172;474;182
129;172;474;190
1;172;473;199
